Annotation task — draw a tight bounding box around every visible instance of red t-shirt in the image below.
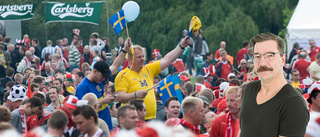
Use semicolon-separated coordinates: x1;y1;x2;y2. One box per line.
208;114;239;137
292;59;311;80
215;61;231;80
204;81;212;89
235;48;248;66
309;46;320;61
27;111;51;130
215;49;220;60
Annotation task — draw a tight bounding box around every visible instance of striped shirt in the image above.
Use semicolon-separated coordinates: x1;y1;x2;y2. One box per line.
54;45;63;55
41;46;55;59
68;45;80;66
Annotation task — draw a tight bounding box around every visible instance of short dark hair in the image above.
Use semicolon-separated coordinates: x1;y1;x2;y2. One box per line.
73;40;80;46
54;70;63;75
164;97;179;108
32;38;39;44
215;78;226;86
6;67;14;77
229;79;241;86
242;41;249;48
73;105;98;125
293;42;300;48
6;81;14;89
0;106;11;122
27;96;43;108
184;81;194;94
308;89;320;104
4;37;10;43
32;93;45;105
50;86;60;94
250;32;285;54
30;83;39;93
3;92;9;102
20;46;26;53
54;78;63;84
32;76;44;85
205;52;213;59
107;84;115;93
76;72;85;79
291;69;299;75
154;75;161;82
0;44;4;50
129;100;144;111
49;109;68;130
117;105;136;120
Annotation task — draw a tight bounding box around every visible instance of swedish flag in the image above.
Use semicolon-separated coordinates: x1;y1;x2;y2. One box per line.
109;10;125;35
157;74;184;106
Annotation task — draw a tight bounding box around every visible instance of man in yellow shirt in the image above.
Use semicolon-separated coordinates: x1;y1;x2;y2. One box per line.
115;37;190;120
291;69;300;88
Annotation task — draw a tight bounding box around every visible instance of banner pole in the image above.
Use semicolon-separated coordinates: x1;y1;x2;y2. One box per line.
44;1;48;42
106;0;109;42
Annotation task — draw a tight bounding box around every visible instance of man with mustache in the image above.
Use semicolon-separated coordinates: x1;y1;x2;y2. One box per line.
239;33;309;137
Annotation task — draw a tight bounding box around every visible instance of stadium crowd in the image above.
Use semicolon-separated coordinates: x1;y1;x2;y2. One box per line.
0;30;318;137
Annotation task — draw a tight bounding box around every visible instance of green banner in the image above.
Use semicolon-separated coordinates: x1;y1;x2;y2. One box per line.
0;4;35;20
45;2;104;25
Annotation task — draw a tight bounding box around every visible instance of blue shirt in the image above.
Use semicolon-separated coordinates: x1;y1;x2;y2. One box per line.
76;77;113;130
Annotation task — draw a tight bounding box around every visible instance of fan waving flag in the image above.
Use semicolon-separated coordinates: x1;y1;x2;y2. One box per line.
109;10;126;35
157;74;184;106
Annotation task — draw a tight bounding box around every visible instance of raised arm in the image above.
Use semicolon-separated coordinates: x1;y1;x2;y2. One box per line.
160;37;190;71
109;38;131;75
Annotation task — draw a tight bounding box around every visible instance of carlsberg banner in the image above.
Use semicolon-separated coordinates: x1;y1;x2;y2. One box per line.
0;4;35;20
45;2;104;25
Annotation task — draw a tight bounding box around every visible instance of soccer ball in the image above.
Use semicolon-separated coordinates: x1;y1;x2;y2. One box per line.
8;85;27;101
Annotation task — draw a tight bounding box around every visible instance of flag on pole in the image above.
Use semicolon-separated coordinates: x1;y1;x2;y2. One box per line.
109;10;126;35
27;78;32;98
157;74;183;106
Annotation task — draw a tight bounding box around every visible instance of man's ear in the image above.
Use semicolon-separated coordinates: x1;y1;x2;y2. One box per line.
281;54;286;65
119;117;124;123
89;116;95;123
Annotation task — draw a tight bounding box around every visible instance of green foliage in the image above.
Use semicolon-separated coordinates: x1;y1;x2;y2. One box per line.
0;0;298;61
278;8;295;40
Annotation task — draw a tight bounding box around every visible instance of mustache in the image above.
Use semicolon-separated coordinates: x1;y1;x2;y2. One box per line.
257;66;273;72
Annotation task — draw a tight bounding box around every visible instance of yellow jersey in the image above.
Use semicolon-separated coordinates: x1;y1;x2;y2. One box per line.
115;61;161;120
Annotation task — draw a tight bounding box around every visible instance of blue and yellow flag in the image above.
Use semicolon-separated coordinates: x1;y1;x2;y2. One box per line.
109;10;125;35
157;74;184;106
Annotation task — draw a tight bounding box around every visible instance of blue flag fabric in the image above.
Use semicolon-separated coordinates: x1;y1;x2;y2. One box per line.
157;74;183;106
109;10;125;35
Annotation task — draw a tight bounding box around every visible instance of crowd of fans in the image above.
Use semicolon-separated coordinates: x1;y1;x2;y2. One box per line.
0;30;318;137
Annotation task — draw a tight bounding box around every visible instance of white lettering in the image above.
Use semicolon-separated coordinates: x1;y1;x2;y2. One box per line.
50;3;94;18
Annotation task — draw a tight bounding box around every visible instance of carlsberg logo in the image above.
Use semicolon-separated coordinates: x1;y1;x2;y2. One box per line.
51;3;94;19
0;4;33;18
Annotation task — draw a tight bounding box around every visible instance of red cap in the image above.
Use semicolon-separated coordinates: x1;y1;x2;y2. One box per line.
180;75;190;81
217;99;227;115
25;39;31;43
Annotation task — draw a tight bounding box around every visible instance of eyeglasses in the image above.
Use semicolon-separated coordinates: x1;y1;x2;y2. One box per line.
293;74;300;76
253;52;282;63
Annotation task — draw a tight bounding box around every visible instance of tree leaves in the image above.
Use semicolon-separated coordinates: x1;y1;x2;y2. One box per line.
0;0;297;61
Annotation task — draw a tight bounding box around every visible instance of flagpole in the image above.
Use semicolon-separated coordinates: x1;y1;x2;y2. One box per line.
125;22;129;38
106;0;109;42
44;1;48;42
